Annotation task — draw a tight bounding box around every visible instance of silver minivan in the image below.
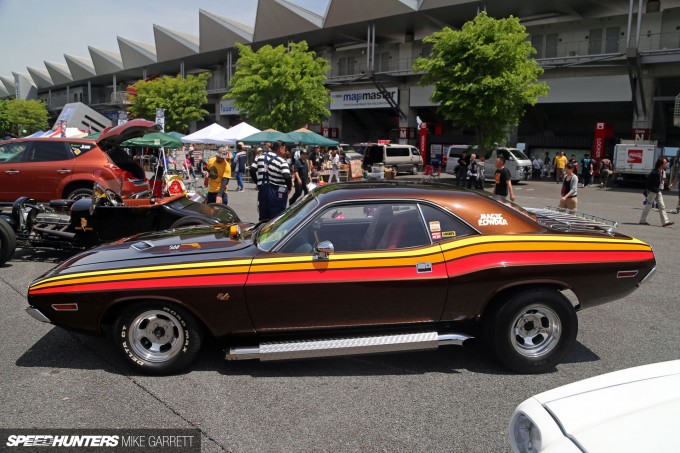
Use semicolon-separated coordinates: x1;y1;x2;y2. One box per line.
361;143;422;174
483;148;532;182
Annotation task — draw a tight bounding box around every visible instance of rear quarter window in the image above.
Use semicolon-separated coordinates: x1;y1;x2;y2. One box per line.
69;142;96;157
419;204;476;241
387;147;410;157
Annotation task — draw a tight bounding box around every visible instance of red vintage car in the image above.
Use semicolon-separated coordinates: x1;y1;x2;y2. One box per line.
25;183;656;375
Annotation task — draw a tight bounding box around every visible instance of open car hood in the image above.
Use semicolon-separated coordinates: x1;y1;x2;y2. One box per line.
97;119;161;150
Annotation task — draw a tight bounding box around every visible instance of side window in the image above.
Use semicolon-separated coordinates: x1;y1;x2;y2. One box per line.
279;203;430;254
29;141;72;162
387;147;409;157
419;204;476;242
0;142;30;163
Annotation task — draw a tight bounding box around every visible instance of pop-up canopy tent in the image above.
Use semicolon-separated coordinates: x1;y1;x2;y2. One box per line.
240;129;295;145
286;127;339;146
181;122;260;145
181;123;232;145
122;131;183;148
222;122;260;143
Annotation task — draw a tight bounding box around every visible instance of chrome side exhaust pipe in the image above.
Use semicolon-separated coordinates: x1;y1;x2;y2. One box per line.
225;332;472;361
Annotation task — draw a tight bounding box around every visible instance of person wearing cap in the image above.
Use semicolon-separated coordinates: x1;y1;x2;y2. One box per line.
254;141;292;221
290;149;312;205
218;149;232;205
232;142;248;192
205;148;228;205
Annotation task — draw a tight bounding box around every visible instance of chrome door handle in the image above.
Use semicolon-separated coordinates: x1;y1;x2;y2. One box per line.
56;169;72;174
4;170;19;175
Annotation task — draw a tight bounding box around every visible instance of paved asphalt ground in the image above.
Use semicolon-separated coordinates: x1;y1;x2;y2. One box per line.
1;174;679;452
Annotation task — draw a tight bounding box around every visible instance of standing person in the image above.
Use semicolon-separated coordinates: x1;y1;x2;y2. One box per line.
309;146;320;171
580;153;593;188
599;155;613;188
532;155;543;180
559;163;579;213
232;142;247;192
639;157;674;227
456;151;469;187
554;151;567;183
204;148;227;204
328;149;341;183
476;155;486;189
254;141;292;221
493;156;515;202
217;150;232;205
290;149;312;204
466;154;479;189
569;154;578;176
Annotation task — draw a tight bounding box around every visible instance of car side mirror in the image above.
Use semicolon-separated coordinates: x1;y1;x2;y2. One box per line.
314;240;334;260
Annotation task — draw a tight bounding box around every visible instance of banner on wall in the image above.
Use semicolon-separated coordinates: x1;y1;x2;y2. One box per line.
330;88;399;110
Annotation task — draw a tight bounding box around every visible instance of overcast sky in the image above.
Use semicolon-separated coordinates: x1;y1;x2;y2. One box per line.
0;0;329;79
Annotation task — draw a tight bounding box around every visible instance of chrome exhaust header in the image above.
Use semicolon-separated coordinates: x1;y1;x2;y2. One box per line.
225;332;472;361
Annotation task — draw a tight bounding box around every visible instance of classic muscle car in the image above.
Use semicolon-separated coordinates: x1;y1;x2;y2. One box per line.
0;183;239;265
25;182;656;375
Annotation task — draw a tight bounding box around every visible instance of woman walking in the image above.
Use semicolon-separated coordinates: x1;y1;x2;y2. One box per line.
559;162;578;213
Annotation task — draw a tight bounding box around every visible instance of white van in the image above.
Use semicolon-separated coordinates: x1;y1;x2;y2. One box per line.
361;143;422;174
484;148;532;182
445;146;531;182
445;145;476;175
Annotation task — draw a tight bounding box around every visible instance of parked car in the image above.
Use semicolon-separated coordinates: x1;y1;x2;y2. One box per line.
509;359;680;453
25;182;655;375
0;119;158;203
0;182;241;266
361;143;422;174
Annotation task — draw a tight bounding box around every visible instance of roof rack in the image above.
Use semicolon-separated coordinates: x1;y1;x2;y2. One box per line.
525;206;618;235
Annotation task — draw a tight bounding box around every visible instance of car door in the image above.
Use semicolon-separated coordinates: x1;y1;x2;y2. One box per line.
20;141;75;200
244;201;449;333
0;141;32;201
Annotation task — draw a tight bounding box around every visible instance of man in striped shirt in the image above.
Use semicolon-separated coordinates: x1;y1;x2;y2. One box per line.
254;141;292;221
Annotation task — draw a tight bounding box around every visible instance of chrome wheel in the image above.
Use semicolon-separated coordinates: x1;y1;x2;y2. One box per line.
128;310;185;363
510;304;561;358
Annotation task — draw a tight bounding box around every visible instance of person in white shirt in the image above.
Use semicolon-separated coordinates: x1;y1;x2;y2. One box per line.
328;149;341;183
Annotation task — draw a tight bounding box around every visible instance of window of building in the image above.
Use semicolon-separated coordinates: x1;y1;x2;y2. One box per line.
589;28;603;54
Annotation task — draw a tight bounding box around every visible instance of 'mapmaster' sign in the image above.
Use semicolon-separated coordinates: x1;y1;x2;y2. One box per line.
330;88;399;110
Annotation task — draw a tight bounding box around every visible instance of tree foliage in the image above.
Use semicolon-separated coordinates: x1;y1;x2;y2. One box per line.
413;12;548;151
0;99;49;136
227;41;331;131
127;73;211;133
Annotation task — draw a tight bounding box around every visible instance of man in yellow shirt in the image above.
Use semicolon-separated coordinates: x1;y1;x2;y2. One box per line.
554;151;568;183
218;150;232;205
205;148;227;204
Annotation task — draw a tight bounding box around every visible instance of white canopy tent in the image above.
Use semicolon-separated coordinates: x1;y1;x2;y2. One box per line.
221;122;260;142
181;123;232;145
181;122;260;145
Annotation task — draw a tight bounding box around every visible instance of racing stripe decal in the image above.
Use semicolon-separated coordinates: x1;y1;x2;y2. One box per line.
28;248;654;296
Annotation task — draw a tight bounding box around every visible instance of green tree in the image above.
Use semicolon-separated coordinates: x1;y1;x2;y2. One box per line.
0;99;49;136
414;12;548;151
227;41;331;131
127;73;211;133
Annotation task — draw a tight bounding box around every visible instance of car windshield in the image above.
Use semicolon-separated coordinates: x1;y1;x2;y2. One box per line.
511;149;530;161
256;193;320;252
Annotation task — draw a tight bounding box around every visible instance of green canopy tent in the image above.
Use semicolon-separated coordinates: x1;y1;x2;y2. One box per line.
121;131;184;148
286;128;339;146
240;129;296;145
84;132;100;139
166;131;186;141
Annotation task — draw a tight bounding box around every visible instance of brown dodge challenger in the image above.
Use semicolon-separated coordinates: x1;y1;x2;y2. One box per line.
26;183;656;375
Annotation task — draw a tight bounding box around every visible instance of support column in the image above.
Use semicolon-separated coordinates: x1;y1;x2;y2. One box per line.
632;73;655;131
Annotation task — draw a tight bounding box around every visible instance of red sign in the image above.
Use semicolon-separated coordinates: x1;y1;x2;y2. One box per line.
627;149;643;164
419;123;428;164
377;139;391;145
593;121;614;162
632;128;651;141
